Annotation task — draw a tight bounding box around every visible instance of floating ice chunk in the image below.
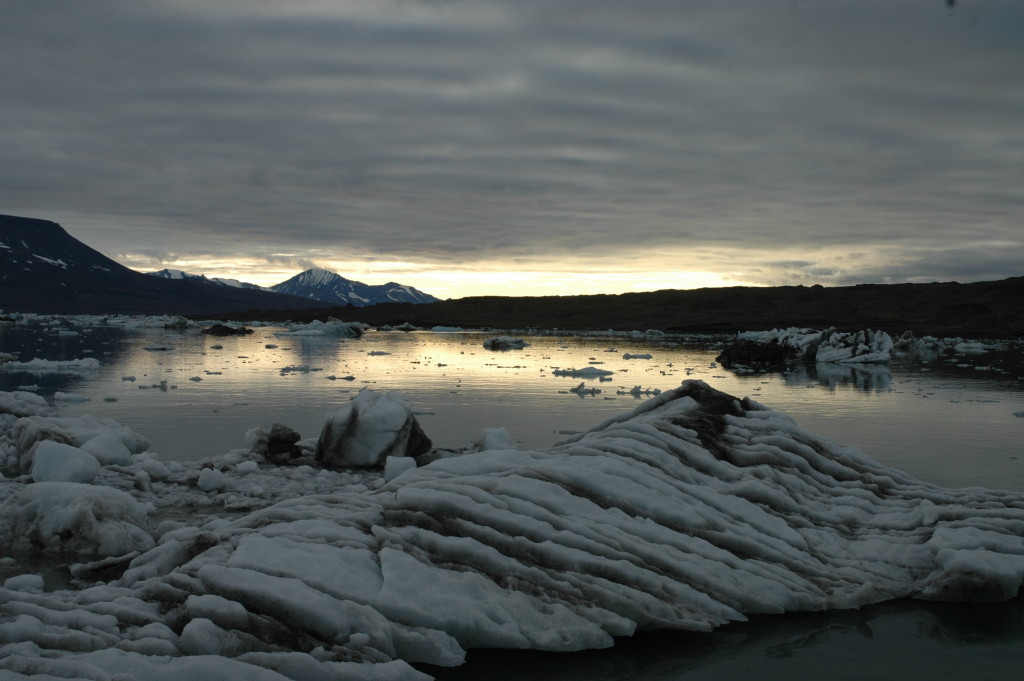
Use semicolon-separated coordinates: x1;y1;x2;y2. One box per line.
30;441;101;483
617;386;662;397
552;366;614;378
53;391;91;402
623;353;653;360
286;319;366;338
471;427;514;452
569;382;601;396
721;327;894;365
0;357;100;373
483;337;530;350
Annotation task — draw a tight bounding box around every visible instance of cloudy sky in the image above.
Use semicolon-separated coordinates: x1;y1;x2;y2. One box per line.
2;1;1021;299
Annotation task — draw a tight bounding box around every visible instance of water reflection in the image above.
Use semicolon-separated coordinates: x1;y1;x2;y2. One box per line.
425;598;1024;681
783;363;892;393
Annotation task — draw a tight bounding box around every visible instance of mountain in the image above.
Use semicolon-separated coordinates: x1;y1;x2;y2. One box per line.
149;269;267;291
0;214;326;315
269;267;440;307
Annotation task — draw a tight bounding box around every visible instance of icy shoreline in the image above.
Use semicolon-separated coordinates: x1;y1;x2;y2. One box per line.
4;380;1024;679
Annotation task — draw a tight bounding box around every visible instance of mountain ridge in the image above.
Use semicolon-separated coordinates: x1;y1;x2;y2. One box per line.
206;277;1024;339
0;214;326;315
148;266;440;307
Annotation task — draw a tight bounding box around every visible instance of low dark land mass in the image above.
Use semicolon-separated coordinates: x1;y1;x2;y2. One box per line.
196;277;1024;338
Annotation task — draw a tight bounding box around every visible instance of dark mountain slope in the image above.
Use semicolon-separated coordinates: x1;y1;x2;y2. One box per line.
0;214;324;315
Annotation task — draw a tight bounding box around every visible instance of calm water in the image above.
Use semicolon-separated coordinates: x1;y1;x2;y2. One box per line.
3;319;1024;678
3;321;1023;490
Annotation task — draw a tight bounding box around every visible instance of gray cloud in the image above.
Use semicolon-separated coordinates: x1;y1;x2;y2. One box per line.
2;0;1021;292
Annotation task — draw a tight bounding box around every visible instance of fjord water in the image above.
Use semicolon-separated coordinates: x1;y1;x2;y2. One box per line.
3;323;1022;490
3;321;1024;679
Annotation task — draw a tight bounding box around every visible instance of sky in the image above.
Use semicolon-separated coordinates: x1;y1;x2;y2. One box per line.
2;0;1022;300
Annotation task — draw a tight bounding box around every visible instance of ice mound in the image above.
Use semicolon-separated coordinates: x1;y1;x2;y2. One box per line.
10;414;150;473
29;441;101;483
0;481;154;556
5;381;1024;679
0;391;50;418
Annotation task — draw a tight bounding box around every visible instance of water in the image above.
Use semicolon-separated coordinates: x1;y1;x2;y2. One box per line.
3;319;1024;677
3;322;1023;489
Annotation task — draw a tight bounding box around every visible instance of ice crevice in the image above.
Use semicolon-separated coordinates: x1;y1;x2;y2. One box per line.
4;380;1024;679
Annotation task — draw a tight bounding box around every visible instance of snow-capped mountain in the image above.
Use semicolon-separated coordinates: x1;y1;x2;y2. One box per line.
0;214;324;315
149;269;267;291
269;267;440;307
148;267;440;307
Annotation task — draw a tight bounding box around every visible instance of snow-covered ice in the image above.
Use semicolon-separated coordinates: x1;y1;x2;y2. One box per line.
4;380;1024;679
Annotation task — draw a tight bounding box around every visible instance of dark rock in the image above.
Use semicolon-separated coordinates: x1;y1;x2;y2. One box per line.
249;422;303;464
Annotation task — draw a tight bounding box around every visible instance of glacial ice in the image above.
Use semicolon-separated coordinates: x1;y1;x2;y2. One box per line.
735;327;895;364
3;380;1024;680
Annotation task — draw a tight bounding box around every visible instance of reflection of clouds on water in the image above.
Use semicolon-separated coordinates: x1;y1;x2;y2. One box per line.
784;363;892;393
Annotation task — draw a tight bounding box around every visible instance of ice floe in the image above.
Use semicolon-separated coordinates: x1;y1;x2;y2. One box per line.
552;366;614;378
283;319;366;338
0;357;101;373
483;337;530;350
4;380;1024;678
720;328;895;366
